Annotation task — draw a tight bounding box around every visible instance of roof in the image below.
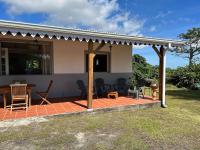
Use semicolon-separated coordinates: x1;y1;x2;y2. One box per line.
0;20;185;47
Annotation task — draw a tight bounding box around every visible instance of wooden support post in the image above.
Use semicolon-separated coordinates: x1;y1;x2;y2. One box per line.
0;42;2;75
158;47;163;101
160;46;167;107
87;41;95;109
152;45;167;108
152;45;162;101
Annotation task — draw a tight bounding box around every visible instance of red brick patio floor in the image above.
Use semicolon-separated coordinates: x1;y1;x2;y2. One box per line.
0;96;160;121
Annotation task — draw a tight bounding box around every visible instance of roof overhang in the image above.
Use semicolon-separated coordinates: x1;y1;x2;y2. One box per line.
0;20;185;47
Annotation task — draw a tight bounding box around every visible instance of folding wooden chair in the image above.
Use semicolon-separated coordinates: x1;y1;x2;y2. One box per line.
10;84;28;111
36;80;53;105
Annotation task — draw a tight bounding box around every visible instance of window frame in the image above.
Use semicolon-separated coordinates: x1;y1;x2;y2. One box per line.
0;39;53;76
84;50;111;73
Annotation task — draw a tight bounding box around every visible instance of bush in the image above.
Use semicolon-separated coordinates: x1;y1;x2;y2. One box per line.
168;64;200;90
131;54;159;88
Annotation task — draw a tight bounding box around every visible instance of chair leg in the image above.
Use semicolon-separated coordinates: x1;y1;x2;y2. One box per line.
40;97;51;105
11;99;13;111
26;97;28;111
45;98;51;104
40;100;44;105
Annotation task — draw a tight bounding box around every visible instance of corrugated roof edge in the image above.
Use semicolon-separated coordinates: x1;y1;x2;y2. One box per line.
0;20;185;46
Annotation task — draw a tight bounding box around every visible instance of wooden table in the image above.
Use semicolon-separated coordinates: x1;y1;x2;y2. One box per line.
0;84;36;109
107;91;118;99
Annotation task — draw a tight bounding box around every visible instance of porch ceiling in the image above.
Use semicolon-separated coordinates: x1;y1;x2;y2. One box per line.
0;20;185;47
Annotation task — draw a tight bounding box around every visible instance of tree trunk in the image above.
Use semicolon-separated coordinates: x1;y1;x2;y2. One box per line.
189;51;193;67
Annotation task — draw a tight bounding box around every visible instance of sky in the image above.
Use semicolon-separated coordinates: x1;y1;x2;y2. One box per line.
0;0;199;68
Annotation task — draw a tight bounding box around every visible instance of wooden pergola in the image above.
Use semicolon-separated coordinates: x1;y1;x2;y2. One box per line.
87;42;182;109
0;20;185;109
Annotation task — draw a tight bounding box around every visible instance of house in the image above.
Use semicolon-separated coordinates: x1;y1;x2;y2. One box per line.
0;20;184;109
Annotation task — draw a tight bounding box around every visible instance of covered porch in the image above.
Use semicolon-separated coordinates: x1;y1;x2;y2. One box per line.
0;21;184;120
0;96;160;121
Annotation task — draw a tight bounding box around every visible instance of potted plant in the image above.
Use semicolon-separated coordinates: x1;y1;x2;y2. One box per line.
150;79;158;100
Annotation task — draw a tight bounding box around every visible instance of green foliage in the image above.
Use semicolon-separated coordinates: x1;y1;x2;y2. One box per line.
167;64;200;90
131;54;158;87
179;27;200;40
173;27;200;66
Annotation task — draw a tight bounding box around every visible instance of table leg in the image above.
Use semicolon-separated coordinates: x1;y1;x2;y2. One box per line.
138;91;140;99
28;90;31;107
3;94;6;109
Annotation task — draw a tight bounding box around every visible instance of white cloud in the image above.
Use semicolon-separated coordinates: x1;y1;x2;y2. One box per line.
149;26;156;32
1;0;144;35
132;45;147;49
155;11;172;19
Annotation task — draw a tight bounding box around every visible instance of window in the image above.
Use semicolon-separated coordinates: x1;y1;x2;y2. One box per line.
85;53;109;72
0;41;52;75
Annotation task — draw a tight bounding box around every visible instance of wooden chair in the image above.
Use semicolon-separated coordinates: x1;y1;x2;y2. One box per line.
10;84;28;111
36;80;53;105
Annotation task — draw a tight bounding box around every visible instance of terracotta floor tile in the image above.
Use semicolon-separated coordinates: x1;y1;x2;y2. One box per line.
46;111;56;115
15;114;27;119
0;96;159;121
26;113;37;118
46;109;57;114
37;112;48;116
45;108;56;112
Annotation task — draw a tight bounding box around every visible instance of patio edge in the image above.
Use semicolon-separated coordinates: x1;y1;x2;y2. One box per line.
45;101;161;119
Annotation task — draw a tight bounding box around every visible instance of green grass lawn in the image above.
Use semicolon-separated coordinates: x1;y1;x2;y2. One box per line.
0;85;200;150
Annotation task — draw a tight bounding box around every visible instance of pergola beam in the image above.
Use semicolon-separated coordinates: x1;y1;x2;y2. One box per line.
95;42;105;52
152;45;161;58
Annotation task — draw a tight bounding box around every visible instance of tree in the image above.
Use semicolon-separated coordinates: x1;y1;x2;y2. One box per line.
173;28;200;66
167;64;200;90
131;54;158;87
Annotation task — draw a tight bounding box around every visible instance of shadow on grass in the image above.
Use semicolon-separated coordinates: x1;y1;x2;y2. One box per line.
166;89;200;101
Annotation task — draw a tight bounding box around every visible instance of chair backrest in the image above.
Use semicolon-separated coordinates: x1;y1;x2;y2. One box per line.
117;78;127;87
10;84;27;97
76;80;86;90
95;78;105;88
12;80;27;84
46;80;53;93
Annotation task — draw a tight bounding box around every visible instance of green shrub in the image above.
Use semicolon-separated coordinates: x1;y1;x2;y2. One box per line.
168;64;200;90
131;54;159;88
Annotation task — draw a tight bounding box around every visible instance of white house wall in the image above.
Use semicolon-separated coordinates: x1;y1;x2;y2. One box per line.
53;40;132;74
111;44;132;73
53;40;86;74
0;36;133;98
